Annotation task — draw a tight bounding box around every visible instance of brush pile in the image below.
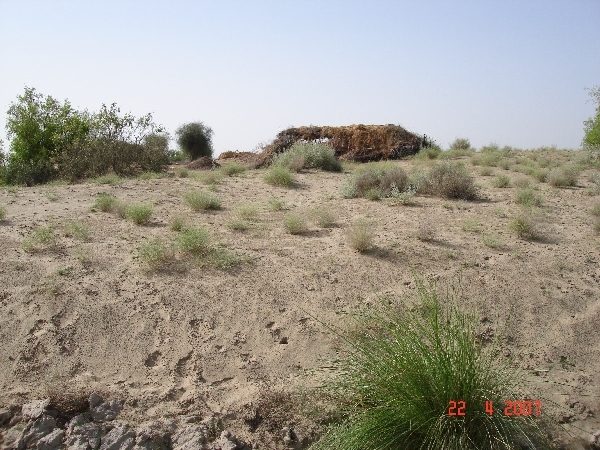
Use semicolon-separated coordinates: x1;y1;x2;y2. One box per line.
254;124;430;167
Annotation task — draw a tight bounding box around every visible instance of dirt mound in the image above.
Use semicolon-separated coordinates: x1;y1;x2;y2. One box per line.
254;124;430;167
217;151;258;165
186;157;220;170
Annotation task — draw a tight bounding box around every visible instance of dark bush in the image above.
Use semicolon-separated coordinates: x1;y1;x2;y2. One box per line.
426;162;478;200
176;122;213;160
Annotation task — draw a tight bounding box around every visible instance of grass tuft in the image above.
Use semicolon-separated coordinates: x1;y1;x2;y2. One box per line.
125;203;153;225
65;220;90;241
266;197;287;211
170;216;186;231
515;188;543;208
219;161;248;176
22;225;57;253
92;193;117;212
0;206;6;221
347;219;374;252
176;225;211;254
311;207;337;228
283;213;308;235
184;189;221;211
90;173;124;185
138;238;175;272
546;165;580;187
509;214;539;240
492;174;511;188
264;166;295;187
175;167;189;178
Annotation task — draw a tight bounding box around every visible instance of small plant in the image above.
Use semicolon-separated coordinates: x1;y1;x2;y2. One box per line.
138;238;175;271
175;167;189;178
311;207;337;228
264;166;295;187
138;171;165;180
340;180;358;199
591;203;600;216
482;232;503;248
348;219;374;252
492;174;511;188
192;170;223;185
509;214;538;240
65;220;90;241
515;188;543;207
57;267;71;276
227;219;250;232
283;213;308;235
219;161;247;176
235;204;259;220
92;193;117;212
449;137;471;151
91;173;124;185
113;200;129;219
0;206;6;221
176;225;211;254
170;216;186;231
416;221;436;242
546;165;580;187
364;188;381;201
530;168;548;183
425;162;478;200
595;220;600;234
126;203;154;225
184;189;221;211
480;166;493;176
266;197;287;211
461;218;481;232
22;225;57;253
514;177;531;188
44;189;60;201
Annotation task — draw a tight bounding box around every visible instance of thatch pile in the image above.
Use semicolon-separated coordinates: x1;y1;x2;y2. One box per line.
254;124;430;167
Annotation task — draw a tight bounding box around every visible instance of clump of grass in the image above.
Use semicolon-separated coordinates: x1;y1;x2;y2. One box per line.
479;166;493;176
461;218;481;232
65;220;90;241
283;213;308;235
138;238;174;272
530;168;548;183
343;164;408;199
184;190;221;211
44;189;60;201
271;142;342;172
311;207;336;228
591;204;600;216
310;279;550;450
425;162;478;200
413;145;442;160
492;174;511;188
235;204;259;220
514;177;531;188
91;173;123;185
219;161;248;176
170;216;186;231
192;170;224;185
347;219;374;252
509;214;539;240
113;200;128;219
227;219;250;232
482;232;503;248
176;225;211;254
594;220;600;235
388;184;417;206
92;193;117;212
22;225;57;253
266;197;287;211
364;188;381;201
175;167;189;178
515;188;543;207
264;166;295;187
416;221;436;242
126;203;153;225
202;245;247;269
0;206;6;221
138;172;165;180
546;165;580;187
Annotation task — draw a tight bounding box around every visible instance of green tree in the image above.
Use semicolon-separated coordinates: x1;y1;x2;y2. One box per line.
584;85;600;147
175;122;213;160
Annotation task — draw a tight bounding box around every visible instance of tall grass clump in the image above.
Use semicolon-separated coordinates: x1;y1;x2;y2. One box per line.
125;203;153;225
264;166;295;187
22;225;57;253
90;173;124;186
310;279;550;450
413;145;442;160
425;162;478;200
509;214;539;240
271;142;342;172
183;189;221;211
311;206;337;228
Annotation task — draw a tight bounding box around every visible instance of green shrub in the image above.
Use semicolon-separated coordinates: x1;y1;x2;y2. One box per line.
113;200;129;219
227;219;250;232
509;214;538;240
591;203;600;216
219;161;247;176
176;225;211;254
283;213;308;234
595;219;600;234
92;193;117;212
184;189;221;211
340;180;359;199
583;86;600;148
425;162;478;200
311;207;336;228
364;188;381;201
126;203;153;225
266;197;287;211
65;220;90;241
264;166;295;187
170;216;186;231
175;122;213;160
345;164;408;199
138;172;165;180
167;149;187;163
448;137;471;151
546;165;580;187
388;184;417;206
461;218;481;232
91;173;124;186
479;167;493;176
138;238;174;271
515;188;542;207
311;279;549;450
0;206;6;221
347;219;374;252
235;204;259;220
492;174;511;188
379;167;408;195
414;145;442;160
271;141;342;172
175;167;189;178
22;225;57;253
530;168;548;182
482;232;502;248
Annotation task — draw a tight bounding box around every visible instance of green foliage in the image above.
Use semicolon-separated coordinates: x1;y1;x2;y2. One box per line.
425;162;478;200
387;184;417;206
449;137;471;150
175;167;189;178
546;165;580;187
311;279;549;450
219;161;248;176
176;225;211;254
183;189;221;211
138;171;165;180
509;214;539;240
175;122;213;160
492;174;511;188
137;238;175;272
482;232;503;248
125;203;154;225
283;213;308;234
65;220;90;241
266;197;287;211
311;207;337;228
0;205;6;221
414;145;442;160
364;188;381;201
264;166;295;187
271;142;343;172
22;225;57;253
515;188;543;207
166;148;187;163
591;203;600;216
343;164;408;200
170;216;186;231
92;193;117;212
90;173;124;185
583;86;600;147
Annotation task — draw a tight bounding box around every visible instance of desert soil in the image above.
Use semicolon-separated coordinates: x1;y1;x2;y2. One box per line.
0;155;599;448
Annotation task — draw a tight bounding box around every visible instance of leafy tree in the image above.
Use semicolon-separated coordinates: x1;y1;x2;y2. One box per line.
175;122;213;160
584;85;600;148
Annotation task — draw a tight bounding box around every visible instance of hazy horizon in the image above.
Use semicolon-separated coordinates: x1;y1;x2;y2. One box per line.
1;0;599;155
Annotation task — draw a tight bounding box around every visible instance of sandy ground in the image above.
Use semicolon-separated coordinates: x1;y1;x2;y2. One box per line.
0;154;599;448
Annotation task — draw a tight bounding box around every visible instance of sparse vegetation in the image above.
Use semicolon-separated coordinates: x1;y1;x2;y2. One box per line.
91;173;124;186
170;216;186;231
342;164;408;199
271;142;342;172
387;184;417;206
480;166;493;176
264;166;295;187
461;218;481;232
509;214;539;240
348;219;374;252
65;220;90;241
176;225;211;254
175;122;213;160
138;171;165;180
227;219;250;232
184;189;221;211
591;204;600;216
92;193;116;212
138;238;175;272
266;197;287;211
492;174;511;188
364;188;381;201
424;162;478;200
125;203;153;225
219;161;248;176
416;221;436;242
22;225;57;253
515;188;543;207
311;207;336;228
235;204;259;220
482;232;503;248
283;213;308;235
546;165;580;187
175;167;189;178
0;206;6;221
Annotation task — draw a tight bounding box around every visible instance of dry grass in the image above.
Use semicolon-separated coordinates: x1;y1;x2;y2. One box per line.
311;207;337;228
416;221;437;242
347;219;375;252
283;213;308;235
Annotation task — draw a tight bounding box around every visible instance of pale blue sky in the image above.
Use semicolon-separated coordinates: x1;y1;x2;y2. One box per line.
1;0;599;155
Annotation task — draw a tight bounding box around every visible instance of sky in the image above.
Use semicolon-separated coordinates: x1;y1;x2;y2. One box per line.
1;0;599;156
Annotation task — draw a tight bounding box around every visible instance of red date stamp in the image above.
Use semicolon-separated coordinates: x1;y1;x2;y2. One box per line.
448;400;541;416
